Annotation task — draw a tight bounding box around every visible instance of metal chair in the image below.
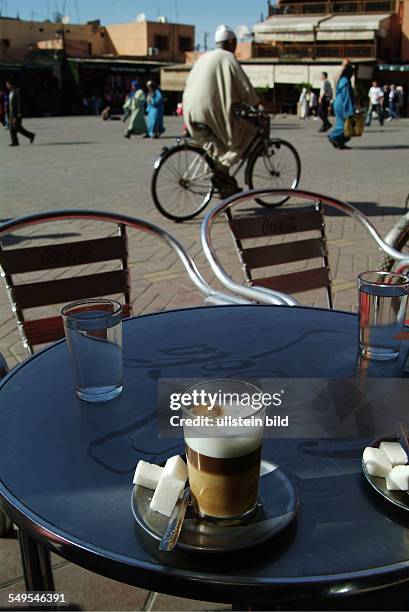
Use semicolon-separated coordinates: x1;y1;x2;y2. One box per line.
0;210;293;356
201;189;409;306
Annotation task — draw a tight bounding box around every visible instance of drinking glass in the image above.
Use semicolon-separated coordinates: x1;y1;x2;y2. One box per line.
181;379;266;523
62;299;123;402
358;271;409;361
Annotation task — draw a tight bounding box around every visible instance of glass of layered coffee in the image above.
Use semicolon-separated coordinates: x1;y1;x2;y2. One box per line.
182;379;266;523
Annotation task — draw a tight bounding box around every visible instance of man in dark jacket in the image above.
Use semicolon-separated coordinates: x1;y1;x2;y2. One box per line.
6;79;35;146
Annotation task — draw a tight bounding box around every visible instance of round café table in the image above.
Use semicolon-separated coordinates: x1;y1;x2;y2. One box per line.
1;305;409;610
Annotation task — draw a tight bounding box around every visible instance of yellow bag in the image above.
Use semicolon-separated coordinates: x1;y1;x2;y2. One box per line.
344;112;364;138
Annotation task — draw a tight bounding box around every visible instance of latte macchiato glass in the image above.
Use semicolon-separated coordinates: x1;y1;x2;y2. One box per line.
182;380;266;522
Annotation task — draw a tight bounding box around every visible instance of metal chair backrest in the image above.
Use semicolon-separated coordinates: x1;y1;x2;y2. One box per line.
226;201;333;308
0;210;250;356
0;220;131;354
201;189;409;307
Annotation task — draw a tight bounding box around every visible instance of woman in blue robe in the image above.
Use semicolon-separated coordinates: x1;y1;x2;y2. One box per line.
328;63;355;150
146;81;165;138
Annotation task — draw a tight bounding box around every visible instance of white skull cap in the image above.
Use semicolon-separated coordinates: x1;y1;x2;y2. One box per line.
214;24;236;43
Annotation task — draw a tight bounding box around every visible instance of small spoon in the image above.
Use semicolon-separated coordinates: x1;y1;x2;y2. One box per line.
398;422;409;497
159;487;191;551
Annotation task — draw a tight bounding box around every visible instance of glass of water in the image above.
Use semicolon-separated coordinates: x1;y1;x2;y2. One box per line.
62;299;123;402
358;271;409;361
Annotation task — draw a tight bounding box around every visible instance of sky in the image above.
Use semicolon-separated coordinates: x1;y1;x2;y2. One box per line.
1;0;268;46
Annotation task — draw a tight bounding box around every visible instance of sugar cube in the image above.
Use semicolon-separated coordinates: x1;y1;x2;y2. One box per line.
163;455;188;484
385;465;409;491
363;447;392;477
379;441;408;467
150;474;184;517
133;460;163;489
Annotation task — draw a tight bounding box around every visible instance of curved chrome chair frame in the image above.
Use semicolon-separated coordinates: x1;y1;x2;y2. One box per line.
201;189;409;306
0;209;253;309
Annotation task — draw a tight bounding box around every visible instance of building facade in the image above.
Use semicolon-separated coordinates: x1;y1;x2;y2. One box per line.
252;0;407;63
162;0;409;114
0;15;194;115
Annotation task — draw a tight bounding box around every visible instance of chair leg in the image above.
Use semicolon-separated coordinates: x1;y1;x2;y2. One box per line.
0;508;13;536
18;529;55;592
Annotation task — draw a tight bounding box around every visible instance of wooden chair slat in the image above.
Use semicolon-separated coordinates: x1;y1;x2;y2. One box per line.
0;236;127;274
229;209;323;240
241;238;326;269
253;267;331;294
13;270;130;309
24;316;65;345
24;304;132;346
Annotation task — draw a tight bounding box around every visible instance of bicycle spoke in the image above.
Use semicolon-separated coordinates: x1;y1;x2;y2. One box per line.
249;140;300;205
162;160;182;181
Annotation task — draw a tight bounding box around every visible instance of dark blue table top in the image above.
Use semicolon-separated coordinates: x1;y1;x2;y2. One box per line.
0;305;408;605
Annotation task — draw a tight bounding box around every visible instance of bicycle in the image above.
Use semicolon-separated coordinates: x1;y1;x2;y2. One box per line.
151;108;301;222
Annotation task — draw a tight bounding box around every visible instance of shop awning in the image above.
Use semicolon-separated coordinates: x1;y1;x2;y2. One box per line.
317;14;391;41
253;16;327;43
242;64;274;87
160;66;190;91
253;13;391;43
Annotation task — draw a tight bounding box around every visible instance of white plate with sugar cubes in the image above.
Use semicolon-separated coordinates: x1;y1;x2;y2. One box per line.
131;454;299;553
362;435;409;511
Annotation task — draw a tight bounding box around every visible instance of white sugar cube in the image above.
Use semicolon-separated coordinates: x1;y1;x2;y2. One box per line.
133;460;163;490
363;447;392;477
163;455;188;484
379;441;408;467
150;474;184;517
386;465;409;491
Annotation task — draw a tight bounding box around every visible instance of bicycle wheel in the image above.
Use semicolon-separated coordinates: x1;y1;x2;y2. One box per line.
151;143;214;222
246;139;301;207
378;210;409;272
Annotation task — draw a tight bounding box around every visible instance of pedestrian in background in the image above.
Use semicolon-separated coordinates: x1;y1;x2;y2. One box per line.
298;87;309;119
123;80;146;139
5;79;35;147
318;71;333;132
381;85;389;123
365;80;384;127
0;87;5;127
328;61;355;150
82;96;90;115
387;84;399;121
309;90;318;119
3;88;9;129
146;81;165;138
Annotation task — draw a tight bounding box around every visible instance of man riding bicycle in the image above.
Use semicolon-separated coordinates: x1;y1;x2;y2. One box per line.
183;25;260;197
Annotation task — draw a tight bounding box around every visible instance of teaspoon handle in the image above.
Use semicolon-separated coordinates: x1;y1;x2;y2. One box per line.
159;487;191;551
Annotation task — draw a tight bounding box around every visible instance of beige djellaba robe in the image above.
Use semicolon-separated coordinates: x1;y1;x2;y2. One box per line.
183;48;260;169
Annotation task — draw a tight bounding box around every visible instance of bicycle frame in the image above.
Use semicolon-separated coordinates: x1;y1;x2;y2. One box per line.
173;114;269;181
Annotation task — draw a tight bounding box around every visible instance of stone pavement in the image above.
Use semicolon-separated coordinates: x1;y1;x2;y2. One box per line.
0;115;408;610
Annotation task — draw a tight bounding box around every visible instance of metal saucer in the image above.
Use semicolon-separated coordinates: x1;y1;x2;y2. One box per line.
131;459;299;553
362;434;409;512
